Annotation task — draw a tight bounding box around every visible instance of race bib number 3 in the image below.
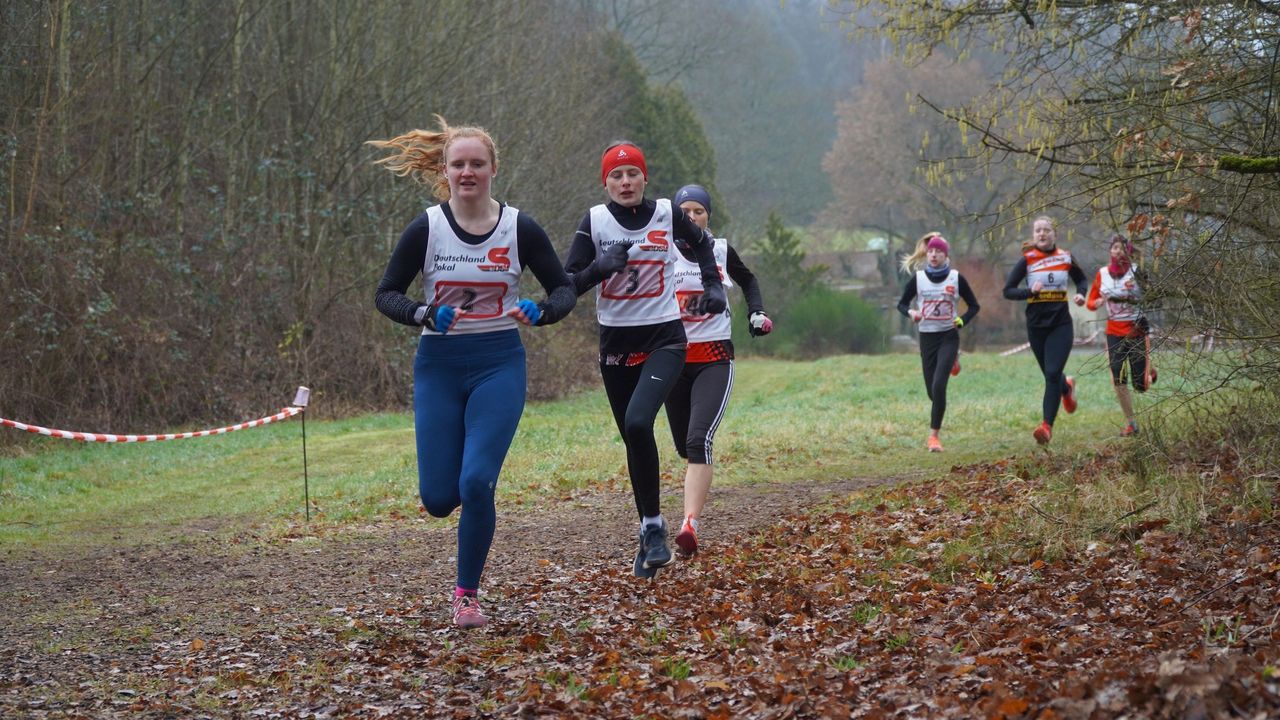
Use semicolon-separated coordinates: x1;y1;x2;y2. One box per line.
433;281;509;319
602;260;665;300
922;299;954;318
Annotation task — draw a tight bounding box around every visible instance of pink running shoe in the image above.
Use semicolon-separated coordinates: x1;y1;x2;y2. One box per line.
451;594;488;629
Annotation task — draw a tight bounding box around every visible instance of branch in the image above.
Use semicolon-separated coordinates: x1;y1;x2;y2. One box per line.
1017;0;1035;28
1219;155;1280;174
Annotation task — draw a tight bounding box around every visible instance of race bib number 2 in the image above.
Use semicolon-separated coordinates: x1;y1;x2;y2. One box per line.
433;281;509;319
602;260;665;300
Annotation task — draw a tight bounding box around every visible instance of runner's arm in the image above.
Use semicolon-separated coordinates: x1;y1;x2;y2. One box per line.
515;213;576;326
1085;270;1104;311
958;275;980;325
896;279;918;317
1002;258;1031;301
375;214;430;327
725;245;765;315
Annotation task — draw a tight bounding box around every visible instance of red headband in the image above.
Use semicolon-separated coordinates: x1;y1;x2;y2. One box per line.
926;235;950;255
601;144;647;185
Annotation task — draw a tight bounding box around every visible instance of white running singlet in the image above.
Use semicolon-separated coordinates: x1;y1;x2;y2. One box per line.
589;198;680;327
1098;267;1142;322
673;237;733;343
915;268;960;333
421;204;522;335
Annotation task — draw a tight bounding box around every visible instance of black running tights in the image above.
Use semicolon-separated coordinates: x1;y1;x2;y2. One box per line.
919;329;959;430
600;346;686;519
1027;322;1074;426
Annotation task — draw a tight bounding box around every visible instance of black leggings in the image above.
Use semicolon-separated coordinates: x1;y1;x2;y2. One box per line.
1106;334;1149;392
919;330;959;430
1028;322;1074;425
600;346;686;519
665;360;734;465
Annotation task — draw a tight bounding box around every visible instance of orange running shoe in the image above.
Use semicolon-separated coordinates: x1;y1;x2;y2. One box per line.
1120;421;1139;437
1033;421;1052;445
951;359;961;376
927;435;944;453
1061;377;1077;414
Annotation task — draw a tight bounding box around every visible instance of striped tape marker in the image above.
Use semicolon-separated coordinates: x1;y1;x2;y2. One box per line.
0;406;302;443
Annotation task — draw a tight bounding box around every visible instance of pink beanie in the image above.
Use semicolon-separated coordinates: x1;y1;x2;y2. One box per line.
926;234;950;255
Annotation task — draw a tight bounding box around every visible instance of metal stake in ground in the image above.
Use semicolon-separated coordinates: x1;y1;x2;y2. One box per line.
292;386;312;521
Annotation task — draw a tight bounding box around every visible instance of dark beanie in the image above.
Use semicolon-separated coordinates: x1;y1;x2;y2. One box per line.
673;184;712;215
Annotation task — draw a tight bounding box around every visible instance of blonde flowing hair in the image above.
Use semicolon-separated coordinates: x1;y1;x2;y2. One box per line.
900;231;945;273
366;115;498;201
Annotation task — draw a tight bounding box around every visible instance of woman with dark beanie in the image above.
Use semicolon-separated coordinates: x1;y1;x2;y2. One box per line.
563;143;726;578
1086;234;1155;436
663;184;772;557
1003;215;1089;445
897;232;979;452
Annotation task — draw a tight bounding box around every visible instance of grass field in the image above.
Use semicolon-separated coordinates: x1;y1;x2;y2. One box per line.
0;347;1166;548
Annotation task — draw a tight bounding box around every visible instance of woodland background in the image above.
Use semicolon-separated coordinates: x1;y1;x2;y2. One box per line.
4;0;1279;439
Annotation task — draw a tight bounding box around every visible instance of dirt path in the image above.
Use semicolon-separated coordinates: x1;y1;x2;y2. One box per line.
1;474;896;711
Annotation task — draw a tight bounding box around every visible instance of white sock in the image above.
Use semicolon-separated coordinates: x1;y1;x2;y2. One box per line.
684;516;700;532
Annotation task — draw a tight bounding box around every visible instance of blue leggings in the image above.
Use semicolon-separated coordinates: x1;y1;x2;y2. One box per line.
413;329;526;592
1028;322;1073;426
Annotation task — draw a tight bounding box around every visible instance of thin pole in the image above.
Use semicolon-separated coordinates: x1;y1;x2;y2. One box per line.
302;409;310;521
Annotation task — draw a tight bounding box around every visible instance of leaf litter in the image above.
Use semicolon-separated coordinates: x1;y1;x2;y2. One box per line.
0;452;1275;718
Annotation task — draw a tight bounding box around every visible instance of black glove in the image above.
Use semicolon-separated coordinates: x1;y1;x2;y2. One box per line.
699;284;727;315
596;243;630;277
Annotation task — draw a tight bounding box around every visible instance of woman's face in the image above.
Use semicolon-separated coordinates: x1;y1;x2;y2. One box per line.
605;165;646;207
444;137;495;202
926;246;948;268
1032;219;1056;250
679;200;709;230
1110;241;1128;260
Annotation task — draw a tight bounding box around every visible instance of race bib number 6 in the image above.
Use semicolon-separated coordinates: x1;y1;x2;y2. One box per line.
601;260;665;300
433;281;509;319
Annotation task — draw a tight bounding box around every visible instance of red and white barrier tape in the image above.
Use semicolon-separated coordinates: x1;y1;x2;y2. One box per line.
1;406;303;443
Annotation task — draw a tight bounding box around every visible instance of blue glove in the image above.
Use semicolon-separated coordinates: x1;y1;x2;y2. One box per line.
508;298;542;326
435;305;460;334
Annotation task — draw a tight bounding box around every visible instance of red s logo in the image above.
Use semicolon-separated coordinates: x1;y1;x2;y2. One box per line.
486;247;511;270
645;230;669;247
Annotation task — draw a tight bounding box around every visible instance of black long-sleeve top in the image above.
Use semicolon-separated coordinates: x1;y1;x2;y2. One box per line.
896;266;980;326
374;203;575;328
1002;251;1089;329
564;198;722;354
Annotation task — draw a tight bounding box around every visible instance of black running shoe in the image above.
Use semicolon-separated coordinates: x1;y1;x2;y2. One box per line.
633;547;657;579
641;523;674;569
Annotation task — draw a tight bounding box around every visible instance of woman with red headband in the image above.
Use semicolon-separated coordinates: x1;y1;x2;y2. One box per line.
564;142;727;578
663;184;772;557
1003;215;1089;445
1086;234;1155;436
897;232;980;452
